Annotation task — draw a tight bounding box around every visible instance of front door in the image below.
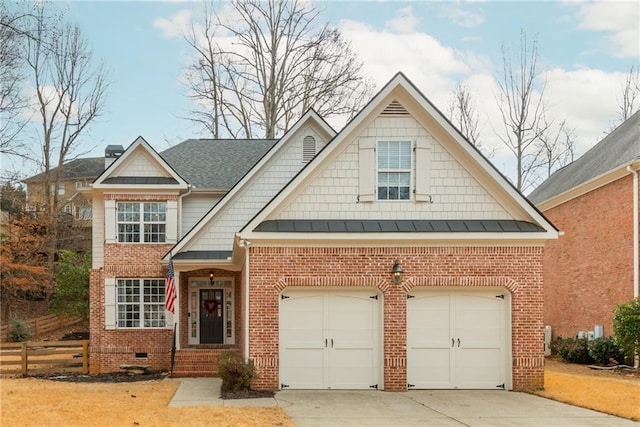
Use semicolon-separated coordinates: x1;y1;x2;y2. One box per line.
200;289;223;344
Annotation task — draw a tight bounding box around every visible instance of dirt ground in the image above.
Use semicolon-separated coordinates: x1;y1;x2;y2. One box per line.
1;358;638;426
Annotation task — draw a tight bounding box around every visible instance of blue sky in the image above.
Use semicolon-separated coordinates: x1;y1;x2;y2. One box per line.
9;0;640;183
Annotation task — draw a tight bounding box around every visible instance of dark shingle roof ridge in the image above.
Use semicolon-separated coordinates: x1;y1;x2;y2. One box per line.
528;110;640;204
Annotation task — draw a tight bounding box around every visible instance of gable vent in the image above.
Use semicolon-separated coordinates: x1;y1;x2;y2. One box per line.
302;135;316;163
381;100;409;116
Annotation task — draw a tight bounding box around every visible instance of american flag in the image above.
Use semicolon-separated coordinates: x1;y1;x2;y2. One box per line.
165;255;176;314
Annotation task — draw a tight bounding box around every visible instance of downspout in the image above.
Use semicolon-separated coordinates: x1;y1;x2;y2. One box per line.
240;238;252;362
627;166;639;299
627;165;639;369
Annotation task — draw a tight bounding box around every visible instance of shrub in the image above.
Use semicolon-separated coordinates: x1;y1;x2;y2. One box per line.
10;317;32;342
613;298;640;363
217;352;256;393
555;337;593;364
588;337;626;365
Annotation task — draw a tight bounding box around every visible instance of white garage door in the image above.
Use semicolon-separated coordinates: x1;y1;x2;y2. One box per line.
279;289;381;389
407;289;508;389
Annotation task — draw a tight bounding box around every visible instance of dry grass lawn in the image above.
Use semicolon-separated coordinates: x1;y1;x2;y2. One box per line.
1;359;639;426
0;377;293;427
537;359;640;421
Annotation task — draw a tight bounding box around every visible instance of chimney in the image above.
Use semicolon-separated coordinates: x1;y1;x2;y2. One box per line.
105;145;124;168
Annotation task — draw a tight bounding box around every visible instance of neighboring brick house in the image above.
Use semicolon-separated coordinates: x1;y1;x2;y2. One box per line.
23;154;113;252
89;73;558;391
529;110;640;340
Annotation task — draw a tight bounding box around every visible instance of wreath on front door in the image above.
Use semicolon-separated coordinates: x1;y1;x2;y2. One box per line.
203;299;218;315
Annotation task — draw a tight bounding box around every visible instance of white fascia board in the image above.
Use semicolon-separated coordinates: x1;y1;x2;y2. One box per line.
166;111;335;260
92;183;189;191
536;163;638;211
93;136;189;187
238;231;557;246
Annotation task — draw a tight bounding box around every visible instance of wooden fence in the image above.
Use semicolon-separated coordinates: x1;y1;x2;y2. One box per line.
0;340;89;376
0;314;83;342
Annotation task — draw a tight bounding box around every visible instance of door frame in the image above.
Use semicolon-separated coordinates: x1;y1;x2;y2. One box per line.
187;277;235;345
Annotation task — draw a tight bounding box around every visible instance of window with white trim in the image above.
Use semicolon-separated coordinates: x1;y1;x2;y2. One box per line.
377;141;412;200
117;279;166;328
117;202;166;243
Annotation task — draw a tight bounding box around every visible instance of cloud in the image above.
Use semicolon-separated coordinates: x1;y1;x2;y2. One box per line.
438;2;485;28
571;1;640;58
384;7;420;34
153;9;192;39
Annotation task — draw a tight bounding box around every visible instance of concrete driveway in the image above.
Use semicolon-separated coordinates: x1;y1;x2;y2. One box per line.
275;389;638;426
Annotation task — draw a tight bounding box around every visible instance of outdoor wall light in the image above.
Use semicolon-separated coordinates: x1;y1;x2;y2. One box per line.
391;259;404;284
209;271;214;285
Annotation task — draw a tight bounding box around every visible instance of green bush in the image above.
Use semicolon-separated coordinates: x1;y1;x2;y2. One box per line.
613;298;640;362
554;337;593;364
10;317;32;342
50;251;91;320
217;352;256;393
588;337;626;365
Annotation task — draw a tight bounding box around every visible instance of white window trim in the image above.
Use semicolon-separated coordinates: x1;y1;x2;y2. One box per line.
116;278;166;329
376;139;413;201
116;201;167;243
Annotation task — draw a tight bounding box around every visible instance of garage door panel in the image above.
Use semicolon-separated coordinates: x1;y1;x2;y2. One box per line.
407;289;507;390
280;289;381;390
408;348;452;388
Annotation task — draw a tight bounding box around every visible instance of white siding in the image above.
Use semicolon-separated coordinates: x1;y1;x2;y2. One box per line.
181;194;220;238
188;126;328;251
92;193;105;268
277;116;512;220
117;151;169;177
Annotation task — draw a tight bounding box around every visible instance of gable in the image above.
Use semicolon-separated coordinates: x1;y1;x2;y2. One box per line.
276;112;512;221
168;111;335;258
93;136;188;190
241;73;557;242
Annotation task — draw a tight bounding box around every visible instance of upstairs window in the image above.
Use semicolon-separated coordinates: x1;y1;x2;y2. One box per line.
377;141;411;200
117;202;166;243
302;135;316;163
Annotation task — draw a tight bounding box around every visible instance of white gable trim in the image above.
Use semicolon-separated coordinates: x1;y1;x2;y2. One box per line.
163;110;336;261
241;73;558;238
93;136;189;189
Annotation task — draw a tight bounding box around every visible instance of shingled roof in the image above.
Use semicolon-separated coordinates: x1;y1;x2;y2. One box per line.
160;138;278;189
23;157;105;182
528;110;640;205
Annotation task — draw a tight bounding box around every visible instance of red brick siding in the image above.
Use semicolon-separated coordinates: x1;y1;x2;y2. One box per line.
248;246;544;392
90;243;173;373
543;176;635;338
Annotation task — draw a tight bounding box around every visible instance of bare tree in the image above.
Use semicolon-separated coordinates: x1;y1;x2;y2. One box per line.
447;82;493;157
533;114;576;183
0;3;30;159
24;4;108;264
617;65;640;123
495;31;550;193
184;0;373;139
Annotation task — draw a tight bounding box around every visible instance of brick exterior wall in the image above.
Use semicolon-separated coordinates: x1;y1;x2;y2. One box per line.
542;175;636;339
248;245;545;392
89;243;173;374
